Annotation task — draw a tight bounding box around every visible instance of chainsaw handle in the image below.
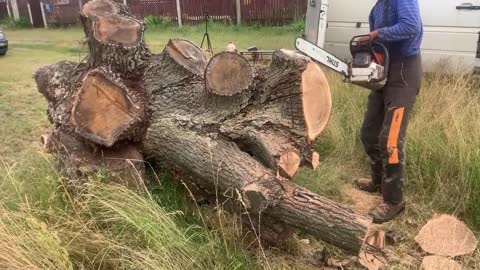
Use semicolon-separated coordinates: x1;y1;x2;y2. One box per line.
370;40;390;84
349;34;390;84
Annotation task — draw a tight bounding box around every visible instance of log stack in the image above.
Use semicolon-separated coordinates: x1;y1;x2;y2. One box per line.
34;0;373;254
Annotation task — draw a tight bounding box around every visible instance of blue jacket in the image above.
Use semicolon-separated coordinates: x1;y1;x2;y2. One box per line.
369;0;423;57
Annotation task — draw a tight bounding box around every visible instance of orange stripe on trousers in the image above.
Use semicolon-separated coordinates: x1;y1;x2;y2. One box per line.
387;107;405;164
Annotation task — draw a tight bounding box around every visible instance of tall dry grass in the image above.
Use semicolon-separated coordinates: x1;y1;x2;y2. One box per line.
303;71;480;229
0;60;478;269
0;157;256;269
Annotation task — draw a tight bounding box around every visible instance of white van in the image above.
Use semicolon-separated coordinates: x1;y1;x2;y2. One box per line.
308;0;480;73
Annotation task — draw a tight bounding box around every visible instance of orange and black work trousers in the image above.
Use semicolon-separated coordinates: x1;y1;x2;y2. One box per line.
360;54;422;205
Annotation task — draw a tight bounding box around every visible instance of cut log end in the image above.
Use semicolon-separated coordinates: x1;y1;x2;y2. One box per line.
166;38;207;76
205;52;253;96
311;151;320;169
365;230;386;250
81;0;119;18
93;14;142;46
40;134;50;150
415;214;478;257
71;71;137;147
301;62;332;142
278;151;301;179
243;183;270;213
421;256;462;270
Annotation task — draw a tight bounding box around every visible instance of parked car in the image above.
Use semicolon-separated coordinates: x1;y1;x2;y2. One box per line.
0;31;8;56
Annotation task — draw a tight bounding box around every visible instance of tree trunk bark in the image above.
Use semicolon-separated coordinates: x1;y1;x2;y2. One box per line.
34;0;373;254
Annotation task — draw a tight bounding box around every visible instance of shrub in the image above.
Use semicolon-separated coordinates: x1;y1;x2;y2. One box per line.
144;15;172;27
0;16;32;29
289;16;305;33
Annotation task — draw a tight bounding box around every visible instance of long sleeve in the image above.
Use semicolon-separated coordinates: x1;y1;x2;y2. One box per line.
369;8;375;32
377;0;422;42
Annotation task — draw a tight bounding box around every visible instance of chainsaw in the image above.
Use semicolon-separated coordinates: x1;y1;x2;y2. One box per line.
296;35;390;91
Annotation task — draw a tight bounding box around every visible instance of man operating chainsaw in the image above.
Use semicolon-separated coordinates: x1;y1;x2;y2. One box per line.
354;0;423;223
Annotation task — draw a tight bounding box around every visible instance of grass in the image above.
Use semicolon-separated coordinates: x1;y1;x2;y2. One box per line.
0;24;479;269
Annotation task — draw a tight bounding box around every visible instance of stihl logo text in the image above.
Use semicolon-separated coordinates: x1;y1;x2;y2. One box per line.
327;56;339;68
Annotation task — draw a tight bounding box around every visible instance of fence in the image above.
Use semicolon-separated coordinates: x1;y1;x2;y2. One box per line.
4;0;307;27
181;0;236;24
129;0;307;25
129;0;177;21
240;0;306;24
0;1;8;19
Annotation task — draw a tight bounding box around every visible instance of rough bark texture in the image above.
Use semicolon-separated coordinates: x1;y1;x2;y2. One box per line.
80;0;150;77
34;0;373;254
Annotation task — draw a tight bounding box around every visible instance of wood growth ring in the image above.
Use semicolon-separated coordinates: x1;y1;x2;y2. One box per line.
166;38;207;76
93;14;142;46
205;52;253;96
71;72;136;147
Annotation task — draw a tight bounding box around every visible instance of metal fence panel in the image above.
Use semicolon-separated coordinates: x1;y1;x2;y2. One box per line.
115;0;306;25
240;0;306;24
181;0;235;24
129;0;177;19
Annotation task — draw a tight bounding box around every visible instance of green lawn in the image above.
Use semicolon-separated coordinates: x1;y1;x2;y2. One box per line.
0;25;479;269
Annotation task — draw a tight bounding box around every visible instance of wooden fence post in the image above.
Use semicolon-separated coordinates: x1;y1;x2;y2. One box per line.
176;0;182;27
10;0;19;20
27;3;33;25
6;0;12;19
40;2;48;28
236;0;241;25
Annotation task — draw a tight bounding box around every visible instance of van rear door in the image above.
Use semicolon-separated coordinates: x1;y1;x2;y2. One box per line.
325;0;480;73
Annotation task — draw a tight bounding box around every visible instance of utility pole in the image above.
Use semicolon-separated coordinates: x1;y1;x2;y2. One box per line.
236;0;241;25
176;0;182;27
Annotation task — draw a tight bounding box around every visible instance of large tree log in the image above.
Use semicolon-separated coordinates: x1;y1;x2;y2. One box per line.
34;0;373;254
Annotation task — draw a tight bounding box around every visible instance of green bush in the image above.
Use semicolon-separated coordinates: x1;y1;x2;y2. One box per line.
15;17;32;28
0;16;32;29
288;16;305;33
144;15;172;27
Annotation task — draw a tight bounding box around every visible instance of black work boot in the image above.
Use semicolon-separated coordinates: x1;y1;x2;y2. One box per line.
353;178;381;193
369;201;405;224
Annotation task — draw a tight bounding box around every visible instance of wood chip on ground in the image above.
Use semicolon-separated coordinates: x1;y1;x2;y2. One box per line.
415;214;478;257
358;250;386;270
421;255;462;270
365;230;386;250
